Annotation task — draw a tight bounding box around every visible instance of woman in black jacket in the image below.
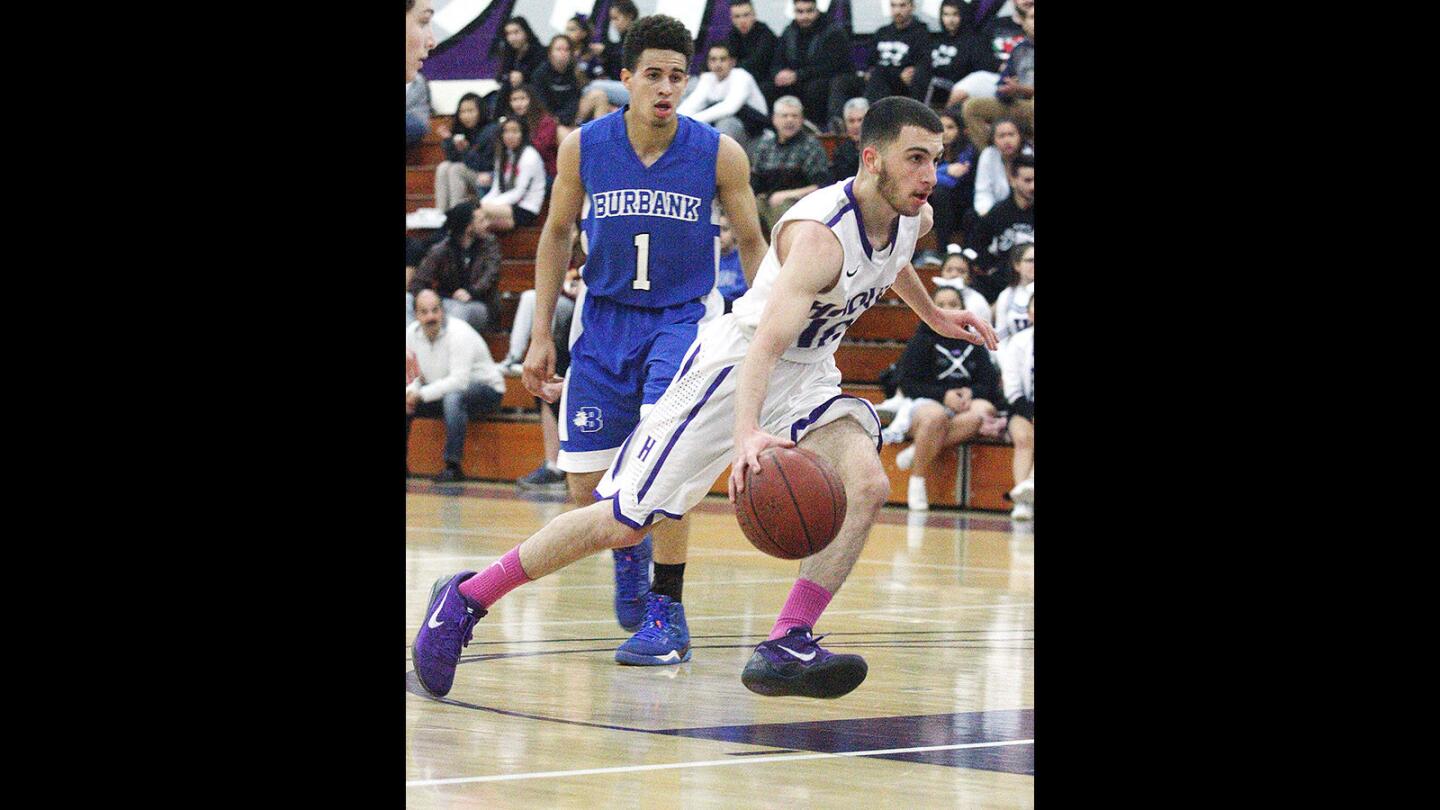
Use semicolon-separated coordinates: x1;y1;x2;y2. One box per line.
492;16;545;117
433;92;490;212
893;285;1007;511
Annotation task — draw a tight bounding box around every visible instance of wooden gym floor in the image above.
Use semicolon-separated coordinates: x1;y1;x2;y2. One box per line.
405;480;1034;808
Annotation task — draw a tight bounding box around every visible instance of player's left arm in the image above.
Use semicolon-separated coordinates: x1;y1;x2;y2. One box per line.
715;135;769;285
890;204;998;349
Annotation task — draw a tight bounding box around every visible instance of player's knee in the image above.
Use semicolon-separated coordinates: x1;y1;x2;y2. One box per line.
850;456;890;511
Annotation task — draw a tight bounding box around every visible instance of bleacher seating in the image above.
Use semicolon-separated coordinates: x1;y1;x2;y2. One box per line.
407;116;1014;509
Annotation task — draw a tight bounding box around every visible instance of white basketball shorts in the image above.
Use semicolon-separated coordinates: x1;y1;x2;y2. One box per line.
594;313;883;528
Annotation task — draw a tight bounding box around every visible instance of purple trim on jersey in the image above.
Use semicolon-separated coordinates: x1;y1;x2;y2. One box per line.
789;393;884;452
842;179;900;262
596;491;686;530
825;204;854;228
636;365;735;502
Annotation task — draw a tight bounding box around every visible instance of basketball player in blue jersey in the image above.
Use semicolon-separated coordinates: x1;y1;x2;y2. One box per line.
413;97;997;701
520;15;768;664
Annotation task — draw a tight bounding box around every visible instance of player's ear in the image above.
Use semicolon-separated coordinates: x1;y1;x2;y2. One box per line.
861;144;880;175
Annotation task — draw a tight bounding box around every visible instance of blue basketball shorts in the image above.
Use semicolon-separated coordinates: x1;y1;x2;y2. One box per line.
557;291;716;473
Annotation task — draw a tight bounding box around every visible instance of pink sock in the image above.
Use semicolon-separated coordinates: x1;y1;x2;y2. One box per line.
459;546;532;609
768;578;833;640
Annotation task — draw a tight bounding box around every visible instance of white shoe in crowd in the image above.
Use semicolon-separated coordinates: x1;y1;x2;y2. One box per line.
896;445;916;471
1009;477;1034;505
500;361;523;378
1010;501;1033;521
907;476;929;511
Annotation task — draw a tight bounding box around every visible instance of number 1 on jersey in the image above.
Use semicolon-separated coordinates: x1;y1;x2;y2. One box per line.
632;233;651;290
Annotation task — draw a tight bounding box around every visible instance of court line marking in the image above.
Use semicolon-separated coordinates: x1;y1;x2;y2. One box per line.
405;738;1035;787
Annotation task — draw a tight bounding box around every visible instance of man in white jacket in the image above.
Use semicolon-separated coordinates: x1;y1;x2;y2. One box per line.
677;42;769;150
406;290;507;482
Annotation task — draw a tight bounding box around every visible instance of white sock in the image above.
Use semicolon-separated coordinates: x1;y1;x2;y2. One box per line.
907;476;927;509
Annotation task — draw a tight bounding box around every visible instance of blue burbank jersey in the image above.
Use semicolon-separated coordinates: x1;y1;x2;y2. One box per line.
559;110;724;471
579;109;721;308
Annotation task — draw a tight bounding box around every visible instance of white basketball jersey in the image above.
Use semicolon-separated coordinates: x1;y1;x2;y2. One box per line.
731;179;921;363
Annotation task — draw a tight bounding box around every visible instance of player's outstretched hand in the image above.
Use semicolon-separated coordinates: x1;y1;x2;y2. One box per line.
934;309;999;350
728;428;796;504
522;340;558;401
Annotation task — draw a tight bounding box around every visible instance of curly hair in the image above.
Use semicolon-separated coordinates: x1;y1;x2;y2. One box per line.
622;15;694;72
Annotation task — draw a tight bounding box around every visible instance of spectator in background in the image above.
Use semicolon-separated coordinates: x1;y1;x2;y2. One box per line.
930;0;999;108
1000;292;1034;521
828;97;867;185
715;212;748;311
992;243;1033;344
972;117;1031;217
489;16;544;116
406;71;432;145
677;42;769;151
408;201;502;334
768;0;854;131
726;1;778;88
433;92;490;213
492;16;545;118
530;34;584;130
406;290;508;483
932;245;992;325
892;285;1005;511
567;14;604;81
963;4;1034;150
965;153;1033;301
506;84;559;177
512;266;584;491
863;0;933;104
929;106;977;250
480;116;546;232
749;96;831;231
574;0;639;125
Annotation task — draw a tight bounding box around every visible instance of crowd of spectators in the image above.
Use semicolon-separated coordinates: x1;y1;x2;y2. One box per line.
405;0;1035;515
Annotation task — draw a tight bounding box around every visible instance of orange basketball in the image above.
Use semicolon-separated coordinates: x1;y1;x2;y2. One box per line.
734;447;847;560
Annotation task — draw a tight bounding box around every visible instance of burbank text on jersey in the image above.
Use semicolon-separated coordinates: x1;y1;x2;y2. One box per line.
590;189;703;222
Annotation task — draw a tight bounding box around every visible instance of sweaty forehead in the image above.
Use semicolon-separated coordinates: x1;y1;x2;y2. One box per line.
635;50;689;72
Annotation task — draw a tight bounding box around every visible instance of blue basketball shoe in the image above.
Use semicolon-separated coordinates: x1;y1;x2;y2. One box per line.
614;592;691;666
411;571;487;697
613;534;652;631
740;627;868;699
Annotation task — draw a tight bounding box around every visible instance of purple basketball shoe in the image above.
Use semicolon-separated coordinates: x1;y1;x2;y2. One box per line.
613;534;652;631
740;626;868;699
411;571;487;697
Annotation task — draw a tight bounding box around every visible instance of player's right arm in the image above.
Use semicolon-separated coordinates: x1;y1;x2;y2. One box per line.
728;219;844;501
523;128;586;402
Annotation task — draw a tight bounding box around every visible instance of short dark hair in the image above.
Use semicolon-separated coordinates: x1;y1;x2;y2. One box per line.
622;15;694;72
859;96;943;153
708;42;734;58
405;0;414;11
731;0;754;8
794;0;817;8
1009;242;1033;268
1010;153;1035;175
611;0;639;20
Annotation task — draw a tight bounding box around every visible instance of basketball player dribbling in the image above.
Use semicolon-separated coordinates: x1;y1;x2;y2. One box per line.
413;96;996;700
520;15;768;664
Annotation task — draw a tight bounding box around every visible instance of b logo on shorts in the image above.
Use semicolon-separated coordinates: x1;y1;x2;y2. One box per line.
573;407;603;433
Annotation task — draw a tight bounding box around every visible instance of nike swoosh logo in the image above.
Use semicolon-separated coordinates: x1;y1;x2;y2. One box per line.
777;644;816;661
427;590;449;628
846;266;859;277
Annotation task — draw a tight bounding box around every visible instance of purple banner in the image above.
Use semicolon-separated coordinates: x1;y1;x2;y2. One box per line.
420;0;517;81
